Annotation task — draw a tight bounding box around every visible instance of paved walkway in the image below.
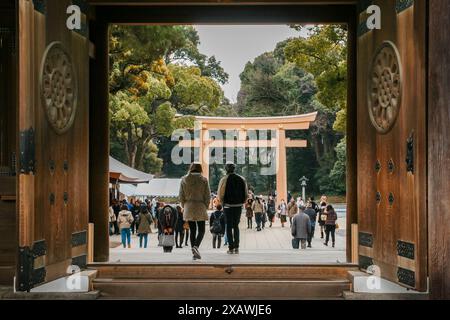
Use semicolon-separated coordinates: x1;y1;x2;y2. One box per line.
109;214;347;264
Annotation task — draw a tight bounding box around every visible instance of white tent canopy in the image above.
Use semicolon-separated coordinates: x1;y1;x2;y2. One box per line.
134;178;181;197
118;184;137;197
109;156;153;183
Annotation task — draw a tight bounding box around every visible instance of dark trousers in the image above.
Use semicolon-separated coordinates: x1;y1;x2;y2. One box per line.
225;206;242;250
188;221;205;248
255;212;262;230
212;233;222;248
113;221;120;235
308;223;316;245
175;230;184;247
325;224;336;244
183;229;189;245
247;217;252;229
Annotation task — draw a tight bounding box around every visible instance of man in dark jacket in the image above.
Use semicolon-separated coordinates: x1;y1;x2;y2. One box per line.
304;202;317;248
217;162;248;254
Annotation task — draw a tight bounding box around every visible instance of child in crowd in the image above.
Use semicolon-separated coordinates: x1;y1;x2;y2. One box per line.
209;204;226;249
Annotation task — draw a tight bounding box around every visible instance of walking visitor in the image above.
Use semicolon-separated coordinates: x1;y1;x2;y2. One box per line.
261;198;267;229
252;196;264;231
209;204;226;249
245;198;254;229
136;204;153;248
117;204;134;248
288;197;298;227
318;198;327;239
291;206;311;250
267;195;276;228
278;199;288;228
324;204;338;248
304;201;317;248
175;205;185;248
217;162;248;255
179;163;211;260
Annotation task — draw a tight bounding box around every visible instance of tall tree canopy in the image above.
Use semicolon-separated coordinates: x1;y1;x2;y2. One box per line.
284;25;347;134
233;25;347;195
109;25;228;173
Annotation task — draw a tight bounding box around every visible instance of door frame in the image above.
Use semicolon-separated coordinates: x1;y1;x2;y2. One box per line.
88;2;358;263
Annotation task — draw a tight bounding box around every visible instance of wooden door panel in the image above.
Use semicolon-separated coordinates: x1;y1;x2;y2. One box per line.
17;0;89;291
357;0;427;291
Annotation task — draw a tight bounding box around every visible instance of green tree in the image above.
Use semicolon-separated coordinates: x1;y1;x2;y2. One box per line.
284;25;347;133
109;25;227;173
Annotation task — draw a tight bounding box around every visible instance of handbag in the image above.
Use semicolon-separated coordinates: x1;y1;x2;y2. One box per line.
335;223;339;230
291;238;300;249
160;234;175;247
183;222;189;230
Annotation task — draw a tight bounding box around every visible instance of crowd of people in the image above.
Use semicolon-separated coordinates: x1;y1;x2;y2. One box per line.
109;162;339;260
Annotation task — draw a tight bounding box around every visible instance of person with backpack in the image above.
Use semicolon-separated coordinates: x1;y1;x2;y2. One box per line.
158;205;178;253
136;204;153;248
217;162;248;255
210;204;226;249
179;163;211;260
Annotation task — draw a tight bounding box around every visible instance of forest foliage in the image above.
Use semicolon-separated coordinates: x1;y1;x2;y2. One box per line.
109;24;347;196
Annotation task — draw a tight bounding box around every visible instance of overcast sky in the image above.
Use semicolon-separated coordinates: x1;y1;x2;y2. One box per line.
194;25;306;103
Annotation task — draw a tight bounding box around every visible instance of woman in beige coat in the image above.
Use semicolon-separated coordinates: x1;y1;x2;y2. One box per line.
179;163;211;260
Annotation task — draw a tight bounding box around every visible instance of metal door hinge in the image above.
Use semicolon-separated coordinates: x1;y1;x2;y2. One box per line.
17;240;47;292
19;128;36;175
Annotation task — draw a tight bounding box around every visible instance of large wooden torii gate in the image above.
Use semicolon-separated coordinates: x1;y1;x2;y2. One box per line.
178;112;317;203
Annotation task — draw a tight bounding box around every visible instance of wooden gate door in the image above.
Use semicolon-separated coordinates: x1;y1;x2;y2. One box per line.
17;0;89;291
357;0;427;291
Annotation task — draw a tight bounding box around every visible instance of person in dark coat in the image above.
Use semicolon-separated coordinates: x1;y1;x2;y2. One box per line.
175;205;185;248
304;201;317;248
267;195;276;227
217;162;248;255
209;204;226;249
158;205;178;253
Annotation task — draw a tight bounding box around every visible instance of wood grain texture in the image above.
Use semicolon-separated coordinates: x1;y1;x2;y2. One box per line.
428;0;450;300
17;0;90;286
357;0;427;291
